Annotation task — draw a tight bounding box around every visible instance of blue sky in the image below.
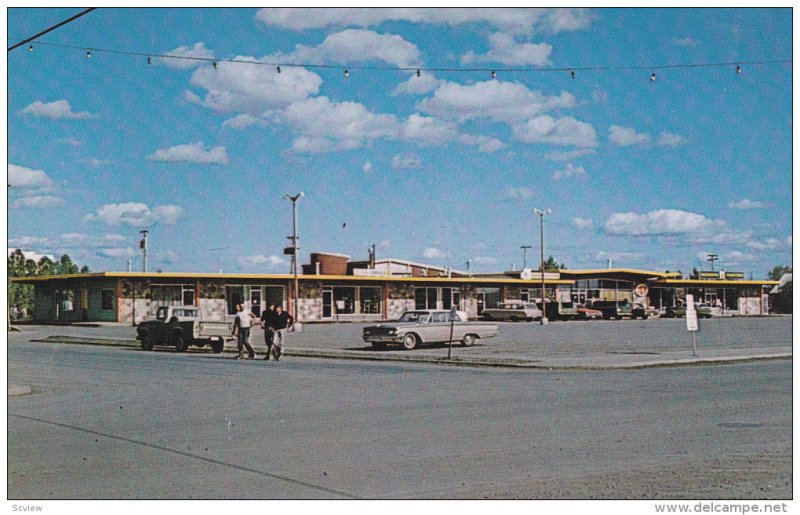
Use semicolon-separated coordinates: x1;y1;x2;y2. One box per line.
7;8;792;278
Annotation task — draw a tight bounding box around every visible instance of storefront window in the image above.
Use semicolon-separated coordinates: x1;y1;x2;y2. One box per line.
226;286;244;314
101;289;115;311
359;287;382;314
334;287;356;314
415;287;438;309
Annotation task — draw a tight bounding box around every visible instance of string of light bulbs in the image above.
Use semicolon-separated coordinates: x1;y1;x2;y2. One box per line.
14;38;791;81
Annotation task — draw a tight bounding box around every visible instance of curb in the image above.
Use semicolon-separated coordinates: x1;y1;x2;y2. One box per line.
30;335;792;371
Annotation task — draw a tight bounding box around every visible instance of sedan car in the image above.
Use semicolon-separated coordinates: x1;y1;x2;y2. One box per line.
362;309;499;350
576;303;603;320
481;302;542;322
664;303;712;318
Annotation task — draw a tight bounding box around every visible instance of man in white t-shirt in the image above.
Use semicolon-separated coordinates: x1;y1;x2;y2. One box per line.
232;304;256;359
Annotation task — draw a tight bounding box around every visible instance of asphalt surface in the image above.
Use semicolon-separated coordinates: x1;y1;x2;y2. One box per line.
15;315;793;369
7;334;792;500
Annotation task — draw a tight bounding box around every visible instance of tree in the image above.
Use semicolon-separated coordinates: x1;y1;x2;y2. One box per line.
541;255;566;271
767;265;792;281
7;251;90;321
690;267;700;280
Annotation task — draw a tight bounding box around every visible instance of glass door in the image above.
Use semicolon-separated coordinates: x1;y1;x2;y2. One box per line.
322;289;333;319
250;288;262;317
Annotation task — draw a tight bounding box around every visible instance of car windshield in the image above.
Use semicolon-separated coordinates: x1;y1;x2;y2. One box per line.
524;303;539;310
156;307;169;321
399;312;430;323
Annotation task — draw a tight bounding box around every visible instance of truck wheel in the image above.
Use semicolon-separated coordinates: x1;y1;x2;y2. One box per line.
174;335;189;352
402;333;418;351
140;336;154;351
371;342;387;351
211;338;224;354
462;334;476;347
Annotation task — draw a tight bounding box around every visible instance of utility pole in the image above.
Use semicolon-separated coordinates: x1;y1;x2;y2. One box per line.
707;253;719;271
520;245;532;269
139;228;149;273
533;208;551;325
284;193;304;321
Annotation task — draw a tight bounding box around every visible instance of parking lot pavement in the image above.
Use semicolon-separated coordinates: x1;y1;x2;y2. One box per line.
14;315;792;369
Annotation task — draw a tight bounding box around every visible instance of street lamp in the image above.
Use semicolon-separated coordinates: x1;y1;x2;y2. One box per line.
533;208;551;325
284;192;304;322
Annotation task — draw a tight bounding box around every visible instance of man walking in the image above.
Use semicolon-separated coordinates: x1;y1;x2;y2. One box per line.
260;304;278;360
232;303;255;359
272;305;294;361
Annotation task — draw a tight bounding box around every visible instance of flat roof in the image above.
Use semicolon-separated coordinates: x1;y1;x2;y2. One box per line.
559;268;682;278
12;272;575;285
650;279;779;286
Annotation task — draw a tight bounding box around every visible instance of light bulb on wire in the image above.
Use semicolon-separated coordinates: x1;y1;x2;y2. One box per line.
212;61;217;69
650;72;656;82
86;49;91;59
277;65;281;73
344;69;349;78
736;65;741;74
28;44;33;52
491;70;496;79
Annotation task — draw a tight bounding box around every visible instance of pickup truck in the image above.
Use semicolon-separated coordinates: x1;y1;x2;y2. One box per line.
136;305;231;353
590;300;648;320
362;309;499;350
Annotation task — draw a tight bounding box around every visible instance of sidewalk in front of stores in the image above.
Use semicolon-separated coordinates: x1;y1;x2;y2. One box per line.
25;333;792;371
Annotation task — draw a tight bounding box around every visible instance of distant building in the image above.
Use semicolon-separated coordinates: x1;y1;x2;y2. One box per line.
12;254;779;324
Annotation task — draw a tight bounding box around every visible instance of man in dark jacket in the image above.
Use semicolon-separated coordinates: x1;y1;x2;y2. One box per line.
272;305;294;361
260;304;278;360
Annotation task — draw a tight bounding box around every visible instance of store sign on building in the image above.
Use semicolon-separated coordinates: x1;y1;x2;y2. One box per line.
699;271;720;279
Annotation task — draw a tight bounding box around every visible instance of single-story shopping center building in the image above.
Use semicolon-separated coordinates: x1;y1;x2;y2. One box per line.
12;252;778;323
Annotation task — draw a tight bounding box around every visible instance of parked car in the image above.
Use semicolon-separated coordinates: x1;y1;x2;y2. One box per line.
362;309;499;350
481;301;542;322
136;305;231;353
590;300;648;320
576;303;603;320
664;303;713;319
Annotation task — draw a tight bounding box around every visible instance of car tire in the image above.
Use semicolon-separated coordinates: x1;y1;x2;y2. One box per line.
483;314;493;321
140;335;154;351
510;315;519;322
174;334;189;352
402;333;418;351
462;334;477;347
211;338;224;354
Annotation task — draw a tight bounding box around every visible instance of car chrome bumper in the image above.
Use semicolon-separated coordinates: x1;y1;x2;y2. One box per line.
363;335;403;343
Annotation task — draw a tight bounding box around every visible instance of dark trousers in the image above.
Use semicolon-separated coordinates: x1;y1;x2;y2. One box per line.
264;329;275;350
237;327;254;357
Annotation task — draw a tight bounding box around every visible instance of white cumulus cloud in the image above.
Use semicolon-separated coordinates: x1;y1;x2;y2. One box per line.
423;247;447;259
552;163;588;181
729;198;770;210
604;209;726;236
545;148;596;162
608;125;651;147
513;115;598;147
84;202;185;226
572;217;594;230
461;32;552;66
284;29;421;68
148;142;229;165
505;187;533;200
20;99;95;119
222;114;268;130
419;80;576;124
656;132;686;147
362;161;373;173
189;56;323;113
238;254;286;268
12;195;65;209
159;42;215;69
8;164;54;189
256;8;594;35
391;154;422;169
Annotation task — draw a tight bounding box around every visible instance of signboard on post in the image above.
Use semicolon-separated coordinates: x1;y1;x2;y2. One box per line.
685;294;698;332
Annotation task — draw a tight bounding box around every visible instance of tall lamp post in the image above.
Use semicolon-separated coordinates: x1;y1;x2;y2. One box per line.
533;208;551;325
284;192;304;321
